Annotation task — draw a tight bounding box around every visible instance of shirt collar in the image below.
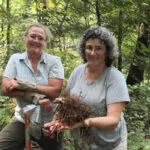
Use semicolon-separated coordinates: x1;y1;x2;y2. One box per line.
19;51;47;64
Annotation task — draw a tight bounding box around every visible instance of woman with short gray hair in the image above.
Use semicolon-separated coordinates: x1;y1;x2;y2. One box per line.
0;23;64;150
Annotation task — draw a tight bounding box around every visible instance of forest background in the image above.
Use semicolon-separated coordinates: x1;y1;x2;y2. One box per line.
0;0;150;149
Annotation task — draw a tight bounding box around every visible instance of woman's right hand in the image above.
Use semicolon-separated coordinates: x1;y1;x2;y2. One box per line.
43;120;70;137
43;121;55;136
5;79;18;92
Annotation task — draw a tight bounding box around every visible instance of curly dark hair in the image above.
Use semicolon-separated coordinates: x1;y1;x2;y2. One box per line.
79;26;118;67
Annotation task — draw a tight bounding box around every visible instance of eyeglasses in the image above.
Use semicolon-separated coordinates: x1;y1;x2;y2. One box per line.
26;34;46;42
85;45;105;52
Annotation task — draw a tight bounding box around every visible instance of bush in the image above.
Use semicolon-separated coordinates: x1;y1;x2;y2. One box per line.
125;84;150;133
125;84;150;150
0;96;15;130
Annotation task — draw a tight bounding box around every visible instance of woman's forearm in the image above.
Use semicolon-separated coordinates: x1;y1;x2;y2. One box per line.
84;116;120;130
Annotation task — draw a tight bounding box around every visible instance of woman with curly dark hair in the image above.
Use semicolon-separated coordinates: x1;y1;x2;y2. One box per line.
44;26;130;150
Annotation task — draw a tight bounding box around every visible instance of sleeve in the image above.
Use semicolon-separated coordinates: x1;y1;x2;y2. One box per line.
3;55;17;79
48;57;64;79
106;70;130;105
66;68;77;93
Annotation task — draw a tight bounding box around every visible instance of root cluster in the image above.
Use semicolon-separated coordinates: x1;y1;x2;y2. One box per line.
54;96;93;126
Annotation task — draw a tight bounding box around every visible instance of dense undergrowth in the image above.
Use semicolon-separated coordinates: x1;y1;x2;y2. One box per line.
125;84;150;150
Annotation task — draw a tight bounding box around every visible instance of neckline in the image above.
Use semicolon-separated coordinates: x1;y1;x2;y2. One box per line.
84;63;108;84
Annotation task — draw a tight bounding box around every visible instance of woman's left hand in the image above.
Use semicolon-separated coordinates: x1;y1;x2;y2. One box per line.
43;120;84;137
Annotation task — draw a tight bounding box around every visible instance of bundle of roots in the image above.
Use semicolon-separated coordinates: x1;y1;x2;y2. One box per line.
54;96;93;126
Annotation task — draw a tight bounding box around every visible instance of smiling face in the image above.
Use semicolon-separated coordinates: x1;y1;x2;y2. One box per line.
85;38;106;67
25;26;46;55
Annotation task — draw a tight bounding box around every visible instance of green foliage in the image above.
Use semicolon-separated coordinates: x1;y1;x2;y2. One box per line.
128;132;150;150
128;132;143;150
63;131;75;150
45;49;82;80
125;84;150;149
128;132;145;150
0;96;15;130
125;84;150;133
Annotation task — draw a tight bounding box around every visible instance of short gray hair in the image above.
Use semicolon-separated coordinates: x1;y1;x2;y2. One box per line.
79;26;118;66
25;23;52;44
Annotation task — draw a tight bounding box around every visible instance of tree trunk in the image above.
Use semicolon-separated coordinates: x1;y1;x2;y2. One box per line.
57;1;69;51
36;0;47;23
126;3;150;85
1;0;4;39
63;36;66;51
117;10;123;71
126;23;149;85
95;0;101;26
6;0;11;58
